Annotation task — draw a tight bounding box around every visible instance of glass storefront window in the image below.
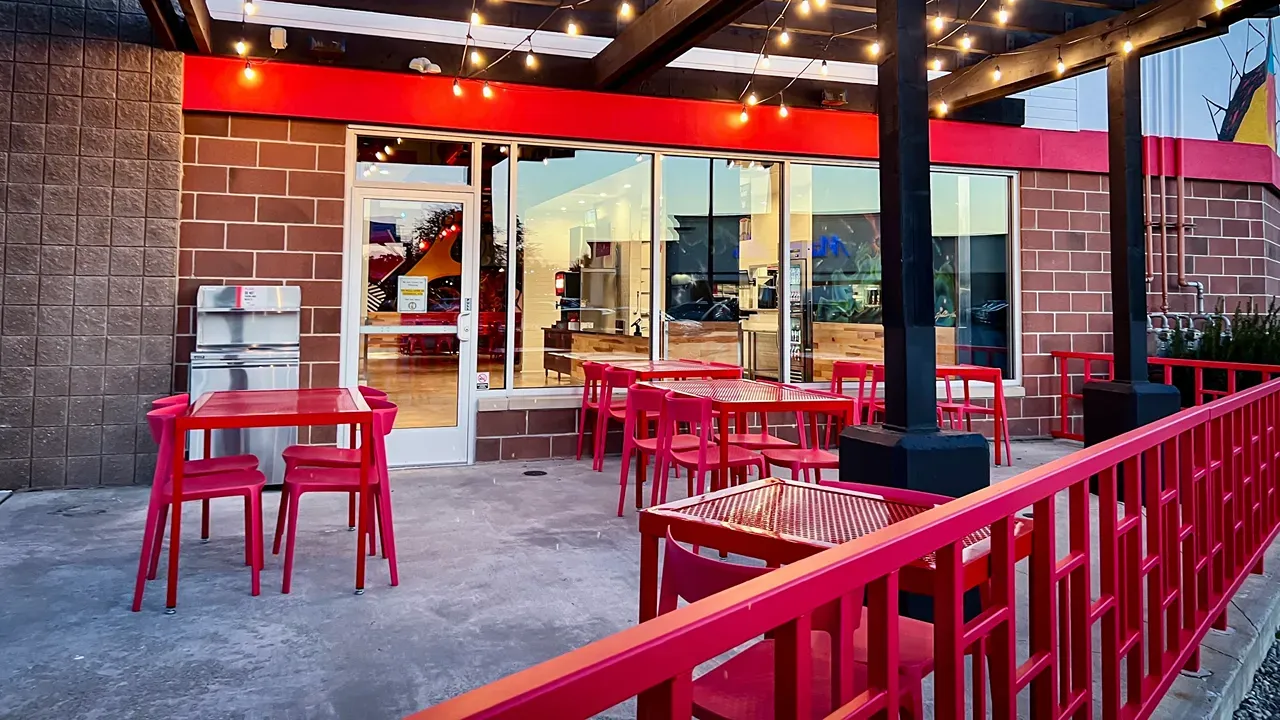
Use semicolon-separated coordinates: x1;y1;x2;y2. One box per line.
479;143;510;390
356;135;472;185
513;146;654;388
659;157;781;379
788;164;1012;380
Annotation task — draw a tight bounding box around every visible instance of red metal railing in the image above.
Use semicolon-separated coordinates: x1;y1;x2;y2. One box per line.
408;378;1280;720
1051;351;1280;441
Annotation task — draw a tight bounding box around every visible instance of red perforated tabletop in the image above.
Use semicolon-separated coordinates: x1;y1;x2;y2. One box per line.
609;360;726;380
650;379;854;411
636;477;1030;623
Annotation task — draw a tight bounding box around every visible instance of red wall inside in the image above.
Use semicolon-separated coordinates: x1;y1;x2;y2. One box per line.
185;55;1280;187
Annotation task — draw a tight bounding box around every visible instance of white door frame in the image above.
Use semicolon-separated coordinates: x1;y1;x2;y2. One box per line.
341;187;481;467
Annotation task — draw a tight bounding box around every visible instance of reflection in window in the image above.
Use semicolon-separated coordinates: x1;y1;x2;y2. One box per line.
479;143;509;389
660;157;781;379
513;146;653;388
355;135;471;185
788;165;1011;380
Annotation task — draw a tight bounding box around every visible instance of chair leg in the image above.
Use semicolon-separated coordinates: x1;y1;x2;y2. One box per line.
650;450;667;507
593;412;610;473
347;492;356;531
281;490;302;594
814;467;822;484
132;499;164;612
377;487;399;587
201;499;211;542
575;405;590;460
617;444;633;517
272;487;290;556
147;503;169;581
247;494;262;597
365;493;377;556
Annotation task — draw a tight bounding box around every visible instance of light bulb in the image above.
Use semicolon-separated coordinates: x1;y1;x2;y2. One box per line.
482;82;493;98
932;57;942;72
933;14;944;31
799;0;811;14
778;103;789;118
234;40;247;56
937;100;948;115
993;65;1001;80
471;10;482;24
997;6;1008;25
779;29;790;45
396;138;403;144
1123;37;1133;54
814;0;825;7
1056;55;1066;74
452;79;462;96
567;18;579;35
819;59;828;75
739;108;749;123
470;50;483;66
746;92;759;106
242;62;255;79
243;0;255;15
1215;0;1225;9
619;1;633;18
960;34;972;51
384;145;393;155
525;51;537;68
869;41;880;56
761;52;770;68
375;151;386;161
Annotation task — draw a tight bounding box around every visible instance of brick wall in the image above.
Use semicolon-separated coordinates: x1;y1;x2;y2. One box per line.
0;1;181;489
1015;170;1279;438
176;112;346;440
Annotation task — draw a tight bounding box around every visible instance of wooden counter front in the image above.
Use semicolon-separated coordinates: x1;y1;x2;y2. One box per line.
810;323;956;380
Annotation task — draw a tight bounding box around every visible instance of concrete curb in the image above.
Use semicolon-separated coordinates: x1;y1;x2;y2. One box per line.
0;491;11;507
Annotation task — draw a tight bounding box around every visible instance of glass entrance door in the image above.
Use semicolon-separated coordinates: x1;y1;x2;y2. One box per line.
348;190;478;465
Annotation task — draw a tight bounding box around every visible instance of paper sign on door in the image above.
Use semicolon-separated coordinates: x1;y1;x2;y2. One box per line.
398;276;428;312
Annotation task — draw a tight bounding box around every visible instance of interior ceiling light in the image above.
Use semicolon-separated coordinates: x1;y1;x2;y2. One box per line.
618;1;633;18
799;0;811;14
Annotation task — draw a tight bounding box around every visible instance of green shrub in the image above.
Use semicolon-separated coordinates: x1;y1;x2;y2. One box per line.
1161;298;1280;405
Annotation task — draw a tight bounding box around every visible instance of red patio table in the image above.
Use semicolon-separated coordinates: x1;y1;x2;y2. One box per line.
648;379;856;491
165;387;374;611
610;359;741;381
636;477;1033;623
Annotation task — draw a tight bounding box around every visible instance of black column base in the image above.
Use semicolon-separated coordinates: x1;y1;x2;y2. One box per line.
1082;380;1181;499
839;424;990;623
839;424;991;499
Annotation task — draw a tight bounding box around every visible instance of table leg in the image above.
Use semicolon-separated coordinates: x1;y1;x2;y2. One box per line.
639;530;659;623
717;410;730;492
636;413;648;509
355;418;373;594
165;421;187;613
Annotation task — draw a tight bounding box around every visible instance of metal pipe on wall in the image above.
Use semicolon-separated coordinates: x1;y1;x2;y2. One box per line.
1155;55;1170;313
1172;49;1206;313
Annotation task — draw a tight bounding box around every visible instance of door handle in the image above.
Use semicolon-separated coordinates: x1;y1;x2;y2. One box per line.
456;312;472;342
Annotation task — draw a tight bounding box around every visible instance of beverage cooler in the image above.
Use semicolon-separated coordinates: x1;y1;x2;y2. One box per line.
188;286;301;486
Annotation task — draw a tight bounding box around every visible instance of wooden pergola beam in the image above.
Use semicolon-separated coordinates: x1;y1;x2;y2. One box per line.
139;0;180;50
932;0;1276;112
178;0;215;53
592;0;763;89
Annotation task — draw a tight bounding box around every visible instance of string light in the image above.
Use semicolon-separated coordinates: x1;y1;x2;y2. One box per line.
1215;0;1225;9
869;41;880;56
819;59;828;75
243;0;255;15
619;1;633;19
739;107;749;123
997;5;1009;25
993;64;1002;80
746;91;759;105
937;99;948;115
932;57;942;71
778;100;789;118
960;34;972;51
452;79;463;96
814;0;825;7
566;16;579;34
384;145;394;155
470;49;484;66
1122;29;1134;54
471;10;482;25
799;0;811;15
933;13;944;31
234;40;247;56
525;51;537;68
242;61;255;79
376;151;387;161
1056;48;1066;74
761;52;771;68
482;81;493;98
779;28;790;45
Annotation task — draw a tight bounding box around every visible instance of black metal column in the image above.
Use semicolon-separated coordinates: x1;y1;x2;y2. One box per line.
876;0;937;434
1082;55;1179;473
840;0;989;501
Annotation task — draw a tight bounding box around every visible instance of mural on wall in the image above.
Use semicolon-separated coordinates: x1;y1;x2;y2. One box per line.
1206;20;1276;150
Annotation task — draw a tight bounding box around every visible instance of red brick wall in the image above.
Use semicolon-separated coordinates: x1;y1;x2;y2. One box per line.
176;113;346;438
1015;170;1278;437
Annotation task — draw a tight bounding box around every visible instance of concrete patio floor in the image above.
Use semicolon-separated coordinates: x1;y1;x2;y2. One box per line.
1;440;1279;720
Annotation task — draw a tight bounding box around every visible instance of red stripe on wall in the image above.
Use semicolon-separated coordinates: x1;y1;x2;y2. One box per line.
184;55;1280;188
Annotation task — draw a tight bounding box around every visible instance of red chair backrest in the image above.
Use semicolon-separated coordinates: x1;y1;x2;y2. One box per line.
358;385;389;400
831;361;870;403
152;393;189;408
581;361;606;407
868;363;886;400
622;384;667;443
601;367;638;407
658;393;714;465
818;479;954;507
658;528;858;634
146;403;186;499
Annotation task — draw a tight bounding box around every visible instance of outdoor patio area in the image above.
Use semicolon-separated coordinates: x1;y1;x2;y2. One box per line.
2;440;1278;720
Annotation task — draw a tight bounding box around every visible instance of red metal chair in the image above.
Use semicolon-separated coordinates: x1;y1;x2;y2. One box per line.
653;394;766;504
593;366;638;472
152;394;260;544
762;404;841;484
279;385;389;532
825;360;871;447
866;363;886;423
719;380;798;452
272;398;399;594
132;403;267;611
617;384;700;516
659;529;927;718
576;361;608;465
936;366;1013;466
